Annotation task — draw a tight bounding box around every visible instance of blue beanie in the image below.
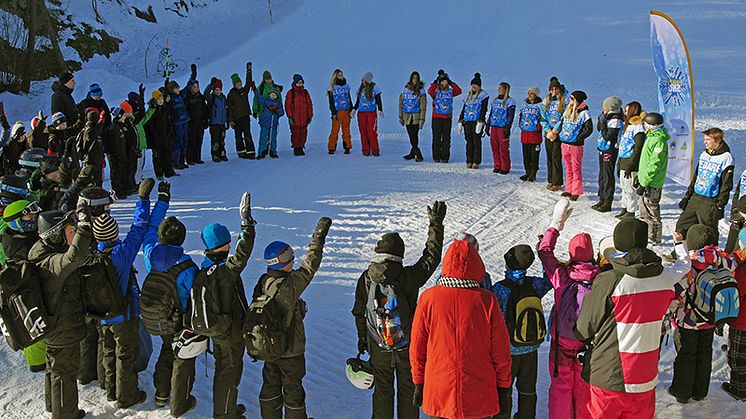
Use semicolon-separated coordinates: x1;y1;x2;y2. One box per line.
264;241;295;270
89;83;103;98
739;227;746;250
201;223;231;251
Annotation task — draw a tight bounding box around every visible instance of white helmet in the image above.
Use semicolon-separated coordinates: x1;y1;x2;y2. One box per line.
172;329;208;359
346;354;374;390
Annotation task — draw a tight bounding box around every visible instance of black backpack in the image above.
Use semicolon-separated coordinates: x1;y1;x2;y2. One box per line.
0;261;51;350
244;274;293;361
499;279;547;347
140;260;196;336
79;252;129;320
188;264;229;337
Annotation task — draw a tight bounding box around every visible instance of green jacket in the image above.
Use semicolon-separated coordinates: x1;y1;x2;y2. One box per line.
135;107;155;150
637;127;670;188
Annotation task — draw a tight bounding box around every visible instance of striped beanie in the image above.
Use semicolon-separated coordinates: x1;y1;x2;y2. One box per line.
88;83;103;98
93;213;119;242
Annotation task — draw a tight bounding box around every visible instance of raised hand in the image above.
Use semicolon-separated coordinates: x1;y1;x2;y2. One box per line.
427;201;447;224
240;192;255;226
138;178;155;200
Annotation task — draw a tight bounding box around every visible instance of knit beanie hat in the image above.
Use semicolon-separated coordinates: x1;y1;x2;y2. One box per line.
504;244;535;270
737;196;746;214
119;101;133;115
362;72;374;83
59;71;74;85
51;112;67;127
127;91;139;104
11;121;25;139
158;216;186;246
201;222;231;251
151;90;163;101
442;240;486;282
571;90;587;104
528;87;540;97
686;224;717;251
548;77;561;90
470;72;482;87
603;96;623;113
264;241;295;270
231;73;241;87
213;79;223;90
613;218;648;252
293;74;304;85
110;106;123;120
436;69;449;83
30;116;43;130
262;70;272;81
88;83;103;98
453;231;479;251
93;213;119;242
167;80;180;92
375;233;405;258
569;233;594;263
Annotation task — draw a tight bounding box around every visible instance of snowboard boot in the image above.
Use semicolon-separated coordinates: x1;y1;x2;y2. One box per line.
519;173;530;181
220;156;229;162
298;148;305;156
117;390;147;409
615;208;628;219
172;395;197;417
528;171;537;182
561;192;572;197
595;200;612;213
722;382;746;401
473;163;480;169
550;184;563;192
212;157;221;163
237;404;246;415
403;151;415;160
269;151;278;158
415;149;424;162
238;151;249;159
591;201;604;210
328;150;335;155
195;159;205;164
668;387;689;404
154;393;168;408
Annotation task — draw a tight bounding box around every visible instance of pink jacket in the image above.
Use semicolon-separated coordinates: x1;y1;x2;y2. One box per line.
538;227;600;351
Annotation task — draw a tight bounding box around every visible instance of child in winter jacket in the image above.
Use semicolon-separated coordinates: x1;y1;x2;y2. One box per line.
594;96;624;212
491;244;552;419
145;91;177;178
204;79;229;162
616;102;646;220
400;71;427;162
637;113;669;244
254;217;331;419
518;87;543;182
255;87;285;159
2;122;29;175
411;239;512;419
352;72;383;156
487;82;516;174
458;73;489;169
558;90;593;200
542;78;568;191
668;224;736;403
285;74;313;156
724;228;746;401
47;112;74;156
428;69;462;163
185;64;209;164
327;69;353;154
538;199;601;419
227;63;256;159
165;78;191;169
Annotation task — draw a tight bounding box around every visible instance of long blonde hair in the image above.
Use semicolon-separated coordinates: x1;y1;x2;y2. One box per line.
499;82;511;106
544;88;566;113
562;100;579;122
328;69;343;92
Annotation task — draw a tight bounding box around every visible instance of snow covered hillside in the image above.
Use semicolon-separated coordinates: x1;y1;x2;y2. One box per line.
2;0;746;418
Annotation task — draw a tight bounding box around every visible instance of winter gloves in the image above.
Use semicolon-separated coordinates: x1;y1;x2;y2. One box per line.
413;383;423;407
158;181;170;202
475;122;484;135
239;192;256;227
503;126;511;138
357;336;368;355
138;178;155;200
550;199;572;231
313;217;332;243
457;122;464;134
76;198;92;227
496;387;512;418
428;201;447;225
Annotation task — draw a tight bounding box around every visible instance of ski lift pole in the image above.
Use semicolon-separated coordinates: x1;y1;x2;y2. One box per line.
165;38;170;79
267;0;274;24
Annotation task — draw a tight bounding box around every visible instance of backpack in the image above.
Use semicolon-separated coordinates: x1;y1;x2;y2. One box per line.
690;267;740;326
188;264;229;337
140;260;196;336
79;252;129;320
555;280;593;340
0;261;50;351
365;281;409;351
499;279;546;347
244;274;293;361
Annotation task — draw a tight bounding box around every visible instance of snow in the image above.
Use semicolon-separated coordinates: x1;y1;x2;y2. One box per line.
1;0;746;417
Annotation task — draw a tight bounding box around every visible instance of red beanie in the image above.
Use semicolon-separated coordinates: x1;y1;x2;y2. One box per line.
119;101;133;115
441;240;486;281
214;79;223;89
569;233;594;263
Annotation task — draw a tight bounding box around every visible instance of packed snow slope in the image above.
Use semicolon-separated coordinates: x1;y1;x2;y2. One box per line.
1;0;746;418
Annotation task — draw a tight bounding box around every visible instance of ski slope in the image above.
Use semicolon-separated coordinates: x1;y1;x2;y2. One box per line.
2;0;746;418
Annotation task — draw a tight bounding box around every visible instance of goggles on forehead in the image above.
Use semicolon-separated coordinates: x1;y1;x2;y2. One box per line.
265;246;294;267
5;201;41;222
0;183;29;197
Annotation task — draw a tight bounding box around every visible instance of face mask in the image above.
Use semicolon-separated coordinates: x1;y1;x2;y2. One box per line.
207;251;229;263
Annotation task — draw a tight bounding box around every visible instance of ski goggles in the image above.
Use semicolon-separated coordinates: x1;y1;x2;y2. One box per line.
0;183;29;197
265;246;295;267
18;159;40;168
4;201;41;222
39;211;77;243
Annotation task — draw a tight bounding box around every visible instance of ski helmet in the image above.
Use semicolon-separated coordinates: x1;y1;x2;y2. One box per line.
644;112;664;127
38;210;76;246
346;354;374;390
0;175;30;206
172;329;208;360
3;200;40;233
18;147;47;170
79;186;114;216
40;155;62;175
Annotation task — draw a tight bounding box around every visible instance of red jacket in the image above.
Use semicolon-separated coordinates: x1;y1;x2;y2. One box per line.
732;250;746;331
285;86;313;126
410;241;512;419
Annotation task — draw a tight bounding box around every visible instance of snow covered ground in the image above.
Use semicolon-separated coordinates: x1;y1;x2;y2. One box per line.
1;0;746;417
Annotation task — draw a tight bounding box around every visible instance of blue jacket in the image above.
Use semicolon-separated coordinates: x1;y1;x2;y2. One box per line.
100;199;150;325
142;200;197;311
490;269;552;355
168;89;191;125
207;93;228;126
257;94;285;128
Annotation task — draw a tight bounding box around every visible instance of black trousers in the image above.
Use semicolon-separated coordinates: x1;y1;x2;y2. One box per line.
259;354;308;419
47;344;81;419
675;195;720;237
522;143;541;175
209;125;227;160
233;115;255;156
464;121;482;165
153;334;196;416
79;316;102;386
100;318;140;404
545;137;563;185
406;124;422;158
186;121;205;163
728;328;746;398
598;149;618;201
369;344;418;419
212;336;244;419
510;351;538;419
108;134;129;196
432;118;452;162
152;147;175;178
725;211;745;253
670;328;715;400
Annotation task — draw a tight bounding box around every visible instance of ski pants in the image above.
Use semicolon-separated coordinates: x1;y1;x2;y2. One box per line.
259;354;308;419
545;136;563;186
675;194;720;238
209;125;227;160
589;386;655;419
187;121;205;163
562;143;584;195
369;344;418;419
670;328;715;400
212;336;244;419
328;110;352;152
405;123;422;158
598;149;617;202
107;131;129;195
522;143;541;177
463;121;482;165
639;187;663;243
47;344;81;419
233;115;255;156
432;117;452;162
509;351;538;419
172;122;188;166
259;125;278;156
548;346;590;419
134;150;146;184
152;147;175;178
100;318;140;404
726;211;745;253
728;328;746;398
358;111;380;155
619;171;639;213
79;316;102;386
490;126;511;172
290;124;308;149
153;333;196;416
